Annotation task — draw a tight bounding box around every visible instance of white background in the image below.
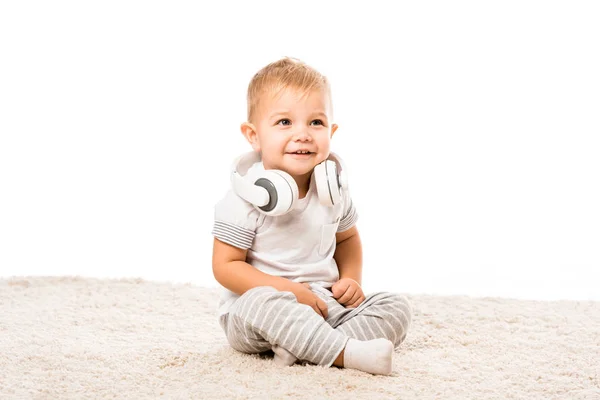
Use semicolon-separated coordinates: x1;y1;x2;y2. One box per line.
1;1;599;301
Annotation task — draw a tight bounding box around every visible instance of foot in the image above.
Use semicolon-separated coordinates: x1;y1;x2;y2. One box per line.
343;338;394;375
272;344;298;366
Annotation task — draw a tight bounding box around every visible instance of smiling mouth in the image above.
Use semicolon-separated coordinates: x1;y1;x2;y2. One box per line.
286;151;314;155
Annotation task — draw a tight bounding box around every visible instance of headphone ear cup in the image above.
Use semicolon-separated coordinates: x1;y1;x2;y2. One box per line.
253;170;298;216
325;161;342;206
314;161;330;206
314;160;341;207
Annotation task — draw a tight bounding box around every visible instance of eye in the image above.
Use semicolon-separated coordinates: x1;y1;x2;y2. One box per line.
311;119;324;126
277;119;291;126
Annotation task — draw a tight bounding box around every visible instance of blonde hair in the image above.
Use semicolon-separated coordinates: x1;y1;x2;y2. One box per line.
246;57;332;123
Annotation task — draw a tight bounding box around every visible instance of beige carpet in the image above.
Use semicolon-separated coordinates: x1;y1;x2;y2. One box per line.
1;277;599;399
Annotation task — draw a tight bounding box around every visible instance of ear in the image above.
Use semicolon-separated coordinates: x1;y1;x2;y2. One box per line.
240;122;260;151
330;123;339;138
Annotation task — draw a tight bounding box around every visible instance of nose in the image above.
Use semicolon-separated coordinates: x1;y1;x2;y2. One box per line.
293;128;312;142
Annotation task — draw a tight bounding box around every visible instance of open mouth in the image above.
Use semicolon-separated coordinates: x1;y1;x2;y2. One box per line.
287;151;314;155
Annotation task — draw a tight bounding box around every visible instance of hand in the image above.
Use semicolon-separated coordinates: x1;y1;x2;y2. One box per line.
291;283;328;319
332;278;365;308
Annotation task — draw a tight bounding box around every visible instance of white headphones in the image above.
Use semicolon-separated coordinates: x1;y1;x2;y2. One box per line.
230;151;349;216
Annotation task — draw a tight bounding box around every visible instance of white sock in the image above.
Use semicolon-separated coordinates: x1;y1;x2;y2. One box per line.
343;338;394;375
272;344;298;366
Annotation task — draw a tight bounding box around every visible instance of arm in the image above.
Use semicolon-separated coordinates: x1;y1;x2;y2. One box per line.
333;225;362;285
212;237;300;296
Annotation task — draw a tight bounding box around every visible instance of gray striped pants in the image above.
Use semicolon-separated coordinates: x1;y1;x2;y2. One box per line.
218;283;412;367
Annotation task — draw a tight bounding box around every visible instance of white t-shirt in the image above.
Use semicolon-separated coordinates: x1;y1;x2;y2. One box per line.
211;161;358;316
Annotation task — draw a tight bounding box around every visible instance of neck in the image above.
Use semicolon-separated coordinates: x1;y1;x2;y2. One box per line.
292;172;312;199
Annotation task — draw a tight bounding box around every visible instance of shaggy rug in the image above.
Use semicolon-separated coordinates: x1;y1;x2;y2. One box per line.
0;277;598;399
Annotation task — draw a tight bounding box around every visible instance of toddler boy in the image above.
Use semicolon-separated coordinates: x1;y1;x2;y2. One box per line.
212;57;412;375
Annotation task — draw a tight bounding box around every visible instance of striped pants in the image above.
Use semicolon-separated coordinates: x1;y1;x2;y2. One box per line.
218;284;412;367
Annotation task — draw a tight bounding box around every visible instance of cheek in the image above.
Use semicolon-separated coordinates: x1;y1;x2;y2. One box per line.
258;136;288;161
316;135;331;150
264;135;287;150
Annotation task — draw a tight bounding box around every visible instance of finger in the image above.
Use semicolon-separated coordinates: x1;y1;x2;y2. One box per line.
348;295;365;309
313;305;323;318
332;281;349;299
345;291;363;307
337;286;355;305
317;299;328;319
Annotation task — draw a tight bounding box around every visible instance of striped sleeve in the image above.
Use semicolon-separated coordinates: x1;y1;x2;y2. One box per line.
211;221;255;249
212;189;261;249
337;191;358;232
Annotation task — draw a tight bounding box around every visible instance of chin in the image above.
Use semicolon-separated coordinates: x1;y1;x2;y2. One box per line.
283;163;315;177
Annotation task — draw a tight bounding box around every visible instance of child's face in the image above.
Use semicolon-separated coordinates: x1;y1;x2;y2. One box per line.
242;88;338;179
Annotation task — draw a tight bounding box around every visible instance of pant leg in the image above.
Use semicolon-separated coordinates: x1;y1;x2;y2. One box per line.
220;286;349;367
310;285;413;348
